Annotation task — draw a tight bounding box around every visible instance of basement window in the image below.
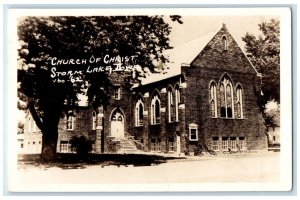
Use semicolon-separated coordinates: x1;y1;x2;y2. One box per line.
212;137;219;151
168;137;175;152
150;139;156;152
221;137;229;151
238;137;246;150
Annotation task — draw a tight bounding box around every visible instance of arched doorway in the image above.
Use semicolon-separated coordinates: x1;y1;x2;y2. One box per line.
110;109;125;138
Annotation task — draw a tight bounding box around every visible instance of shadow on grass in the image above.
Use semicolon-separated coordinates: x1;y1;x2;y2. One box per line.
18;153;186;170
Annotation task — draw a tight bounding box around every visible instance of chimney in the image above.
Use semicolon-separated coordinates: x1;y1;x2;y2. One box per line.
222;23;226;29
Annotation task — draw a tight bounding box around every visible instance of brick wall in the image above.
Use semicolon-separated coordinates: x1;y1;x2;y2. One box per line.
131;75;186;153
55;24;268;154
182;25;267;151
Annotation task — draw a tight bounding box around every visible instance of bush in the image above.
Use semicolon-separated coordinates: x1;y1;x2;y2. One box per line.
69;136;93;156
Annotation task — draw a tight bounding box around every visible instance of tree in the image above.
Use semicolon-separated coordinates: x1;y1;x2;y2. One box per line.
242;19;280;140
17;16;182;162
242;19;280;104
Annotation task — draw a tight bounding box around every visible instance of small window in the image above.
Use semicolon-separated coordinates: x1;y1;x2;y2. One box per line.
67;115;74;130
114;87;121;100
222;36;228;51
33;142;35;145
273;136;276;141
20;143;24;148
39;141;41;144
189;123;198;141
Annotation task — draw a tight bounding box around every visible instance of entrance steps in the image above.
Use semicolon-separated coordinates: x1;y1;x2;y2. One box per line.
112;136;141;153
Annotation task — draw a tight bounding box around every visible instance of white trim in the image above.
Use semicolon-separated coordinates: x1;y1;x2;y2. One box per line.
167;88;173;123
210;82;217;117
220;76;235;118
66;115;74;131
189;123;198;141
236;85;244;119
175;86;180;121
150;94;161;125
135;98;144;126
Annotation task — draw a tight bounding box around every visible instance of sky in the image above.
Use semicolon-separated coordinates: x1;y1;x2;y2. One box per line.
167;15;278;49
142;15;279;84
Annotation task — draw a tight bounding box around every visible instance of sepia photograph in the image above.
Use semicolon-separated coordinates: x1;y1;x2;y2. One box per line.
7;8;292;192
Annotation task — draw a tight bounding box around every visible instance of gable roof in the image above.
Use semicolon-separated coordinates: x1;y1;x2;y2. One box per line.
165;30;219;69
139;24;258;86
140;30;218;86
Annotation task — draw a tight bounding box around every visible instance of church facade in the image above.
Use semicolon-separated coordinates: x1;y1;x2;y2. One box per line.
20;24;267;155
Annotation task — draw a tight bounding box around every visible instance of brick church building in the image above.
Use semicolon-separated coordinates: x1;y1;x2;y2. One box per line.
20;24;267;155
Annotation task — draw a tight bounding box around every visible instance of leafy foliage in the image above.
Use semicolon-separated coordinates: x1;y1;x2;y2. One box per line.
243;19;280;140
17;16;182;161
242;19;280;104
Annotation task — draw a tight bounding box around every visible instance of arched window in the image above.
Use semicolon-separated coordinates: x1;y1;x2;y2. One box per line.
219;75;234;118
167;87;173;123
210;82;217;117
92;111;97;130
222;36;228;51
150;93;161;124
175;85;180;121
236;85;243;118
135;97;144;126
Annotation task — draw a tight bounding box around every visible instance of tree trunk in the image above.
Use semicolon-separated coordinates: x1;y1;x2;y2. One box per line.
41;129;59;162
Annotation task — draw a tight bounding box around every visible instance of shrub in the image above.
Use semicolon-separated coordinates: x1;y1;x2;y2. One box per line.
69;136;93;156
